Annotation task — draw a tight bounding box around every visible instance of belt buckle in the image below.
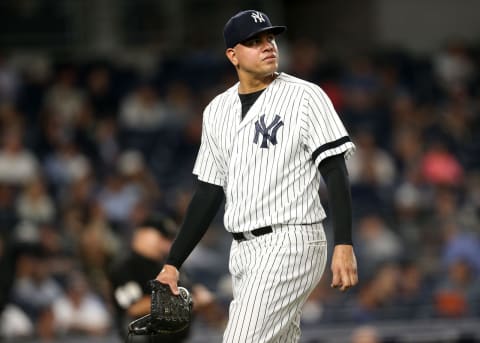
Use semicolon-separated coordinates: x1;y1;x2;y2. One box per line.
243;231;256;240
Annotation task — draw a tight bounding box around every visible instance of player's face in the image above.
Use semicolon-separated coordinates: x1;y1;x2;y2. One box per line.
227;32;279;77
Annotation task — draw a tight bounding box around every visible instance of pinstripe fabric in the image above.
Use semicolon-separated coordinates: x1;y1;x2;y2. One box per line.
193;73;355;234
192;72;354;342
223;224;327;343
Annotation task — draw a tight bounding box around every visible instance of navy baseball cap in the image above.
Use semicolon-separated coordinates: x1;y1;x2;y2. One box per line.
224;10;286;49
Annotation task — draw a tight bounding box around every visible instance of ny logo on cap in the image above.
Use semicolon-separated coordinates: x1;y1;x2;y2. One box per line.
253;115;284;148
251;11;265;23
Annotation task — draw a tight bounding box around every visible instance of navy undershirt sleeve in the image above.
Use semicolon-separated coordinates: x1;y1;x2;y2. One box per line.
165;181;224;269
318;154;353;246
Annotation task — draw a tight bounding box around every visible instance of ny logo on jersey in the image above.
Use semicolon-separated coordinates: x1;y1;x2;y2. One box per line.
253;115;284;148
251;11;265;23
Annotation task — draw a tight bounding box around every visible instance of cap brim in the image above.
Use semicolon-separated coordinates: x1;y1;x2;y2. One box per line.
239;26;287;45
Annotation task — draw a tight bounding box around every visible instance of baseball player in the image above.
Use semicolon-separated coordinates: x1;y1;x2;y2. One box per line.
157;9;358;342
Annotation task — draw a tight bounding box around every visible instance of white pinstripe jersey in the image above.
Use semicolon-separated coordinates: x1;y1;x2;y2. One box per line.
193;72;355;233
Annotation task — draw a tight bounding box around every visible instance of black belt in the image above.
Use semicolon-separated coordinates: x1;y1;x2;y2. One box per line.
232;226;273;242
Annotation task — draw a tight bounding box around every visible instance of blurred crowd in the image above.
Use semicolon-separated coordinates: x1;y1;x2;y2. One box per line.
0;37;479;341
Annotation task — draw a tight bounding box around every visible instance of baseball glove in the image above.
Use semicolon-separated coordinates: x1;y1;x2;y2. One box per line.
149;279;193;334
127;280;193;339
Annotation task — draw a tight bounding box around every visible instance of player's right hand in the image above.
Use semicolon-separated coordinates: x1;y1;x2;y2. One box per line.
156;264;180;295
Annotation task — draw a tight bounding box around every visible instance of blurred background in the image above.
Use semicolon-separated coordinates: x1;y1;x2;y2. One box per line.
0;0;480;342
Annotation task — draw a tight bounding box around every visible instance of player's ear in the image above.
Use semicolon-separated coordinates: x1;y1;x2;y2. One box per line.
226;48;238;67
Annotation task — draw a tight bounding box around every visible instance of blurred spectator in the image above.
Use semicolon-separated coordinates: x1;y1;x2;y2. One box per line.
43;140;91;192
163;81;195;129
60;205;87;254
127;200;153;234
0;53;20;104
0;126;39;185
84;201;122;254
94;117;121;172
349;263;400;323
35;111;69;159
434;40;476;93
11;245;63;312
37;222;76;279
95;172;142;226
436;188;460;220
287;38;323;82
10;244;63;339
418;190;465;275
394;260;430;318
356;214;403;274
117;149;161;204
168;187;194;225
13;220;40;246
389;92;417;129
0;303;34;339
16;177;56;224
85;64;117;119
341;55;389;142
52;270;111;337
421;142;464;186
0;102;24;131
441;225;480;275
375;53;408;106
0;183;18;237
70;102;99;160
346;129;396;187
392;127;424;179
60;173;95;213
393;181;426;253
433;258;480;318
350;325;381;343
439;86;476;151
44;64;85;126
78;202;121;300
119;81;167;131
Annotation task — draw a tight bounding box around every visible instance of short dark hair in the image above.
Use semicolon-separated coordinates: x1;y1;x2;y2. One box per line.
138;214;177;240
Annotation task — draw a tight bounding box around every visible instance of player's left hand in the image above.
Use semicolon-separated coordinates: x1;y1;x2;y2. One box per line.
330;244;358;292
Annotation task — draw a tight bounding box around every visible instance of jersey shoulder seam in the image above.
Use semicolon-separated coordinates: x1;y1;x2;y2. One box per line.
278;73;319;89
277;73;325;108
203;85;237;122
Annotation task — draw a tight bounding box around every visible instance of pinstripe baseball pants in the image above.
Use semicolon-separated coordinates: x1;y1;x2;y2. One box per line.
223;224;327;343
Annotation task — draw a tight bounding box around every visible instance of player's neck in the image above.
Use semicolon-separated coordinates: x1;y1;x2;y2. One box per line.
238;72;277;94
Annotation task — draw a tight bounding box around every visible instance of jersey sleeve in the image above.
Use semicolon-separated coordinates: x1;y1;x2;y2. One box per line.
192;106;226;186
303;86;355;167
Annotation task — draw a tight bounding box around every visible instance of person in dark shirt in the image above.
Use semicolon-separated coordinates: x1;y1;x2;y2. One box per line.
109;215;191;342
